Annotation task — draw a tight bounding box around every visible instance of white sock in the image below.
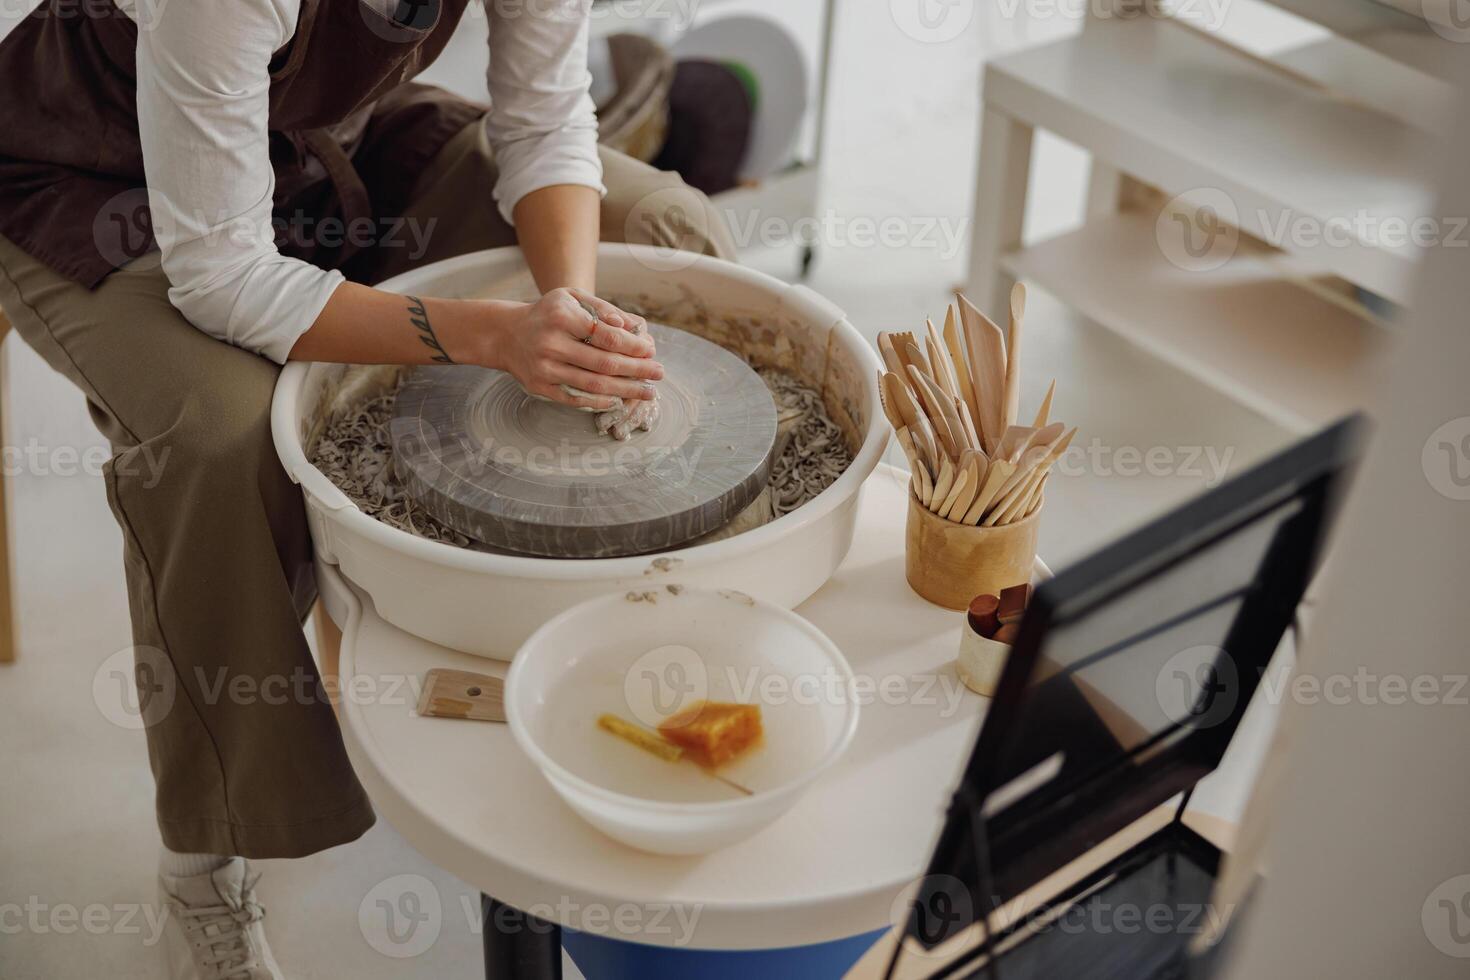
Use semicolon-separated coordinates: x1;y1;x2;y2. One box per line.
160;847;232;879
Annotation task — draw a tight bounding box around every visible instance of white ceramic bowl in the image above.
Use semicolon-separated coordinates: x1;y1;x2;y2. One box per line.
504;586;860;855
272;244;887;660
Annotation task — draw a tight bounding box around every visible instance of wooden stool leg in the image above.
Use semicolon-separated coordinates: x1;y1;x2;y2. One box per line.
0;315;13;664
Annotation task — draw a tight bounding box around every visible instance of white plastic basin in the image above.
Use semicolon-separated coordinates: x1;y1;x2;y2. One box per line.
504;586;860;855
271;244;887;659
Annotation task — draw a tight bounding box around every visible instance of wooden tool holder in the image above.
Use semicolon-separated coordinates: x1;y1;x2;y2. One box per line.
905;492;1039;610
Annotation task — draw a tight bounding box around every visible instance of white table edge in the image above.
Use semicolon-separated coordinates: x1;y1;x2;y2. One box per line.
320;465;1050;950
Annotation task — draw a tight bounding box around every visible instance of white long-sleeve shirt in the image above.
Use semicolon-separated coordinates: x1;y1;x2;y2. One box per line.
122;0;604;363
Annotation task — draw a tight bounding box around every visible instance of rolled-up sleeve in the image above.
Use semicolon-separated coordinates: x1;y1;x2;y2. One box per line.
485;0;605;226
136;0;345;363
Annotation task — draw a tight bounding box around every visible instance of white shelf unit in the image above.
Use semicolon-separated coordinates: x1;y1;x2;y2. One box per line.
968;10;1446;433
1263;0;1461;82
1000;211;1386;432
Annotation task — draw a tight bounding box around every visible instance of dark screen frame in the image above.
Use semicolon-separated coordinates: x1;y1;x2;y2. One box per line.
901;416;1362;961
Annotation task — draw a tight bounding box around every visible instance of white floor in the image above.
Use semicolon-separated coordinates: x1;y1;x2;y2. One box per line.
0;5;1294;979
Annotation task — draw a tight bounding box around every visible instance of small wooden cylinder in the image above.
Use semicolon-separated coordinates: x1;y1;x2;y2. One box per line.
905;493;1040;610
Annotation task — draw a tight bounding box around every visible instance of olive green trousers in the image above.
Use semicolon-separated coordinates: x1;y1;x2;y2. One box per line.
0;122;733;857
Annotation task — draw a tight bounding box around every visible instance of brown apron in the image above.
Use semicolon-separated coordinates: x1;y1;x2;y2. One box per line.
0;0;482;286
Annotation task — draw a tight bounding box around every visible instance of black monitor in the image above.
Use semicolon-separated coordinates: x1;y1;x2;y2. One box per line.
894;416;1363;974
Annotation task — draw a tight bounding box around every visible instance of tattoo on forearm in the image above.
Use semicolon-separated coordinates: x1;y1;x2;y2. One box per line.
406;295;453;363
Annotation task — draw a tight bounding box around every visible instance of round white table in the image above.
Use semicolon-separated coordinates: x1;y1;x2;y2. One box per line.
319;465;1047;977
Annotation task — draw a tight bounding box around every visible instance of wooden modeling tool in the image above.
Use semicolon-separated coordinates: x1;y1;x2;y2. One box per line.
995;424;1037;464
942;305;980;425
598;714;753;797
914;368;972;456
907;365;961;460
1033;379;1056;428
962;447;990;499
964;458;1016;525
997;583;1030;624
938;466;972;520
417;668;506;722
954;396;981;450
885;374;937;472
993;427;1075;510
878;333;906;380
993;422;1065;501
926;318;960;399
1023;474;1048;518
957;293;1008;457
1002;283;1026;431
892;332;921;378
983;466;1042;527
947;453;983;518
896;427;933;506
932;455;956;506
968;594;1001;638
876;296;1075;529
877;370;904;431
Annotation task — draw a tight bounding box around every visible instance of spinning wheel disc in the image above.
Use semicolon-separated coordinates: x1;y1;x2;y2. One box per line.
390;324;777;558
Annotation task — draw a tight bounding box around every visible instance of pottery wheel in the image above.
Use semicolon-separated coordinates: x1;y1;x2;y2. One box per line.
390;324;778;558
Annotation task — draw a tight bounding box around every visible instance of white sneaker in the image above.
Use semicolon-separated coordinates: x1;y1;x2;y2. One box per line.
159;858;285;980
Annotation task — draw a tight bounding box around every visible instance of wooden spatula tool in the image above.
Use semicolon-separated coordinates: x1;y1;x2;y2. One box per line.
907;365;961;460
417;669;506;722
942;305;979;424
1002;283;1027;430
957;293;1007;457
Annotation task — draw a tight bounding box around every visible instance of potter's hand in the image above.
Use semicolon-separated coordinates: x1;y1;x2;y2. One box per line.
596;391;661;441
495;288;660;410
593;316;660;438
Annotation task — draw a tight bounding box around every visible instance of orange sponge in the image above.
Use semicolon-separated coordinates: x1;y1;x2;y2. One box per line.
658;701;762;768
